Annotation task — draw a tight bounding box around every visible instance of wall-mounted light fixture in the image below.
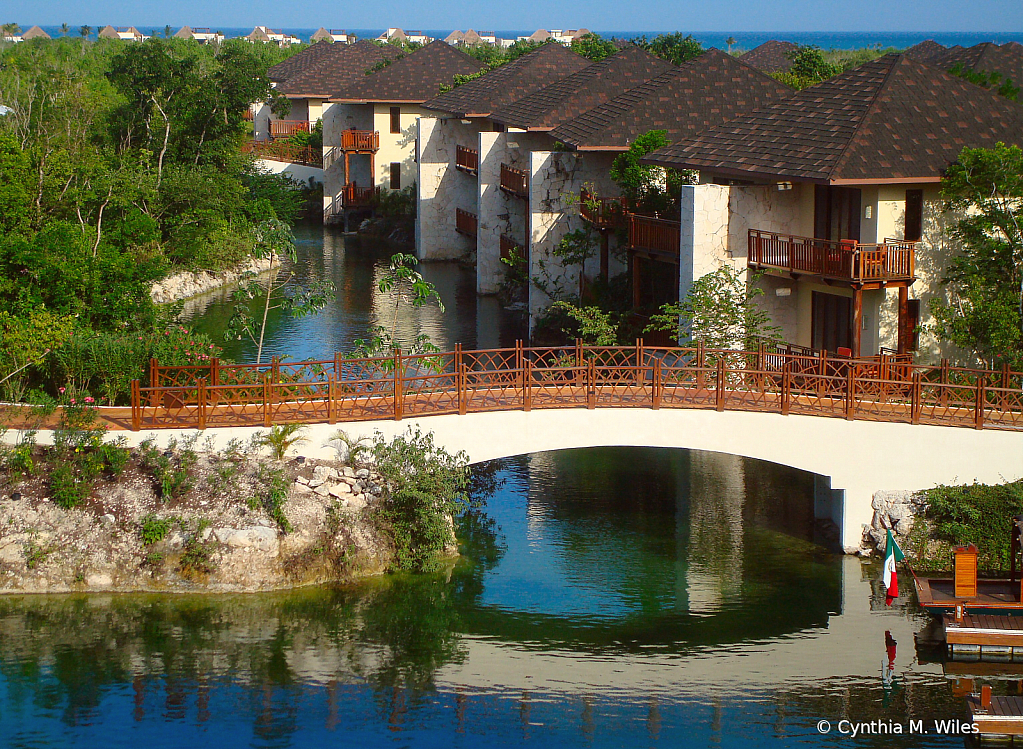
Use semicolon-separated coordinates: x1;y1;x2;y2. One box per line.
507;141;520;149
775;287;792;297
864;205;873;219
775;181;792;191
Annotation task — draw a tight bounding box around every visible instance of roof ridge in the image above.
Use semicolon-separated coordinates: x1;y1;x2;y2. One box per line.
826;55;903;181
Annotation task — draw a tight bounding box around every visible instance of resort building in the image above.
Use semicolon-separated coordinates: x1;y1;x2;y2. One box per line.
310;28;356;44
375;28;434;45
21;26;51;41
520;29;592;45
173;27;225;44
323;40;484;222
738;40;799;73
245;27;301;46
98;26;147;41
418;43;593;266
259;40;400;142
642;54;1023;361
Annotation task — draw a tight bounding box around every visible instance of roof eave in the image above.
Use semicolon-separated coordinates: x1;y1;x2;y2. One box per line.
640;158;831;184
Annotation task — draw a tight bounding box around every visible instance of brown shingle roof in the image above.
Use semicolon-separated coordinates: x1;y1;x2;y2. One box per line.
738;40;799;74
422;43;592;117
274;40;401;97
902;39;946;63
549;49;793;151
490;46;675;130
330;40;485;103
643;54;1023;184
933;42;1023;86
268;40;342;82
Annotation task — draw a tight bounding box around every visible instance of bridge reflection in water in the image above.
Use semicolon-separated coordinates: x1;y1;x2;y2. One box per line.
0;447;954;748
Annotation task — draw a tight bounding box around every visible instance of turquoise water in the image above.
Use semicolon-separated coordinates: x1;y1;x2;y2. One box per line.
0;448;965;747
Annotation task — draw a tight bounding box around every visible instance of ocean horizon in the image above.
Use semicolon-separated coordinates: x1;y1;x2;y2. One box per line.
20;27;1023;50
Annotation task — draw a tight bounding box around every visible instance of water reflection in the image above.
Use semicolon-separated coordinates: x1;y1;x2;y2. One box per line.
0;448;960;747
184;224;525;363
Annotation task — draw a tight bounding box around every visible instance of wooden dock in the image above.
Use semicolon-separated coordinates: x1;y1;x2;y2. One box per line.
968;693;1023;735
946;614;1023;661
915;576;1023;615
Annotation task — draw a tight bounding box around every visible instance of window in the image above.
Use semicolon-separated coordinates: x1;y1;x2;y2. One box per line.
901;298;921;352
389;106;401;134
905;189;923;242
389;162;401;190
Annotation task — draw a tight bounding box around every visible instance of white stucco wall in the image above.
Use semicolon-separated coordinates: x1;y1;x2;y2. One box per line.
416;116;482;261
254;159;323;185
528;150;622;329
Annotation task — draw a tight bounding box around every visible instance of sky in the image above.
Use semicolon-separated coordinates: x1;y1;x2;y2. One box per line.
6;0;1023;32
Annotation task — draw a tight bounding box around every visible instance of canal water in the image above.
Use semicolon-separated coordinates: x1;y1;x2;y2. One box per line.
0;226;971;746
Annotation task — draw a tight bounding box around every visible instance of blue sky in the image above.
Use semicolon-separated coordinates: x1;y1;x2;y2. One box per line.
8;0;1023;32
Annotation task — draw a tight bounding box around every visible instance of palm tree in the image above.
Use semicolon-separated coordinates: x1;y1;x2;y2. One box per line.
1;23;21;39
60;23;70;36
79;25;91;39
164;24;172;38
726;36;737;53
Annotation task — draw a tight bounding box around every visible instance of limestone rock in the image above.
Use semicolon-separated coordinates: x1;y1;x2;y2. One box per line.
313;484;331;497
86;573;113;588
355;468;370;479
328;483;352;498
215;526;278;552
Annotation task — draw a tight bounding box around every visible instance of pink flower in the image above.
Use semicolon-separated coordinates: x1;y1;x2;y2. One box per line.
69;398;76;405
84;397;94;403
58;387;66;394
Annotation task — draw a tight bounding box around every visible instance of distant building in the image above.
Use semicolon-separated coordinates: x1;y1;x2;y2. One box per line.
246;26;301;46
99;25;147;41
173;27;224;44
519;29;590;46
22;26;51;40
445;29;516;49
311;28;355;44
375;28;434;45
0;31;23;43
738;40;799;73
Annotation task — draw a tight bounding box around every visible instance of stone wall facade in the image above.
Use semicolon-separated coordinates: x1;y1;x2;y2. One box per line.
416;116;482;261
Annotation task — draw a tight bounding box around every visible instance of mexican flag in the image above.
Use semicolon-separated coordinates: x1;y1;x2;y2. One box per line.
883;529;905;606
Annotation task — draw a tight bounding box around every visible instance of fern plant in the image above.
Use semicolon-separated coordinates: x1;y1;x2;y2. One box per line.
256;424;308;461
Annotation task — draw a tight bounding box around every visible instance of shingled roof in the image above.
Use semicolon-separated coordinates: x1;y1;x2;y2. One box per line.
490;46;675;130
268;40;342;83
549;49;793;151
422;44;592;118
738;40;799;74
933;42;1023;86
274;41;401;97
902;39;946;63
643;54;1023;184
330;40;485;103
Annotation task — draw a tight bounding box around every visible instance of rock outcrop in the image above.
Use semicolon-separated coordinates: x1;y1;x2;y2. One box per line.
862;489;928;553
150;255;280;305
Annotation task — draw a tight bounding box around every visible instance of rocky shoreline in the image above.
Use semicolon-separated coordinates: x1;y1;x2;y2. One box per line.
0;446;434;594
150;254;280;305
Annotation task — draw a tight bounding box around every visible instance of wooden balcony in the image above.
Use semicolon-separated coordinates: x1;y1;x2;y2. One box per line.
269;119;310;139
500;163;528;198
342;183;378;208
242;140;323;168
748;229;916;286
455;208;477;237
580;188;629;229
628;214;681;261
455;145;479;175
337;129;379;151
500;234;520;260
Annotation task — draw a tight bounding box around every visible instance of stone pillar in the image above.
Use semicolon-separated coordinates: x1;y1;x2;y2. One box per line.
477;131;507;295
416;116;475;260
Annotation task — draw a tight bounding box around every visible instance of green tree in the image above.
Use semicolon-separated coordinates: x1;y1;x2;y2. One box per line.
548;301;619;345
948;63;1019;101
571;33;618;61
929;143;1023;367
638;33;703;64
552;227;599;298
60;23;70;37
79;25;90;39
726;36;737;53
224;219;335;363
645;265;780;349
0;133;33;236
609;130;694;215
773;45;842;89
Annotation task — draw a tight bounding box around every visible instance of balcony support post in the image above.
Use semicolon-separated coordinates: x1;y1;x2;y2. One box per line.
897;285;909;355
852;287;863;358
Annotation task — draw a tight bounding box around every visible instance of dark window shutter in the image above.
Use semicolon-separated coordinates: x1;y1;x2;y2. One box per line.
905;189;923;242
907;299;921;351
390;162;401;190
389;106;401;134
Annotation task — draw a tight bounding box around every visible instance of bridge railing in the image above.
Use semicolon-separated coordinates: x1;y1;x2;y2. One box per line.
129;343;1023;432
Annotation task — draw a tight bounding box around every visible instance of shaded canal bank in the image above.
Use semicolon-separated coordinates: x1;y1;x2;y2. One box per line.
0;448;965;747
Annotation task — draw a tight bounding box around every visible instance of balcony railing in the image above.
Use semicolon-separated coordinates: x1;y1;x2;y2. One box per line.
748;230;916;284
628;214;681;260
338;129;379;151
456;145;479;175
455;208;478;237
500;163;528;198
242;140;323;168
269;120;310;139
500;234;521;260
580;188;630;229
343;183;378;207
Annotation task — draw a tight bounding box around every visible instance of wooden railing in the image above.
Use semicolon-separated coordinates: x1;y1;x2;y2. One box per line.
337;129;379;151
269;120;310;139
342;183;378;207
242;140;323;168
500;234;520;260
242;109;254;122
748;230;916;284
580;188;629;229
455;208;477;237
456;145;479;174
500;163;528;198
629;214;681;259
128;345;1023;432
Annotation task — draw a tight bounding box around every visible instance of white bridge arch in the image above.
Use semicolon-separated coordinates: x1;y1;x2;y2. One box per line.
70;406;1023;552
